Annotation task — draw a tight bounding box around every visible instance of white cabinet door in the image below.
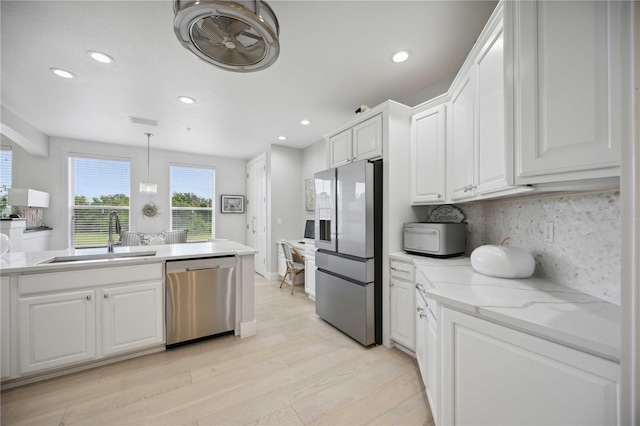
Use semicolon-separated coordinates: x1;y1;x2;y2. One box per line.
441;307;619;426
101;281;164;357
448;71;476;202
329;129;352;167
1;276;11;379
304;244;316;298
390;278;415;351
18;290;96;374
513;1;621;184
415;290;427;383
352;114;383;161
425;304;438;424
475;22;511;195
411;104;446;204
305;257;316;298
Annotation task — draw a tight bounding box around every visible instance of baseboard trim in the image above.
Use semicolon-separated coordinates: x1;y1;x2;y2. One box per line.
239;319;257;338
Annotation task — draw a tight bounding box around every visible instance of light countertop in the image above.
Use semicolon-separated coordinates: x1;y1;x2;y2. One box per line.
0;240;257;274
390;252;621;362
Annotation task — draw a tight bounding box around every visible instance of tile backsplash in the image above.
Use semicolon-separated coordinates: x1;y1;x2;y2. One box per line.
458;190;621;305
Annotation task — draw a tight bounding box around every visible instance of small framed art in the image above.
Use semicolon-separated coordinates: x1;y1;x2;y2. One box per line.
221;195;245;213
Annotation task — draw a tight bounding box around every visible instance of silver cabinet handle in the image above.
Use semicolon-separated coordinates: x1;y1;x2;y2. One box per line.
104;293;109;299
390;266;410;272
86;295;92;300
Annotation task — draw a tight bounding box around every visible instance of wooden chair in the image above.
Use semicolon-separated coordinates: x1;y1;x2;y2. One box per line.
280;242;305;295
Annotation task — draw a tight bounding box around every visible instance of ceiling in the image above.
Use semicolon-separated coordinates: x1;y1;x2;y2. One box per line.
1;0;497;160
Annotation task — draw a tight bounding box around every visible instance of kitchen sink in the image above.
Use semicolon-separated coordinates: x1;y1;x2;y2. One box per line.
38;250;157;264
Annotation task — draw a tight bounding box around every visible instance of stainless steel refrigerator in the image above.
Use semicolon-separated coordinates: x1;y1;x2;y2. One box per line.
314;159;382;346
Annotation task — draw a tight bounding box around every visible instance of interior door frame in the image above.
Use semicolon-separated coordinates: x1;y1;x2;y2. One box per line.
246;154;267;277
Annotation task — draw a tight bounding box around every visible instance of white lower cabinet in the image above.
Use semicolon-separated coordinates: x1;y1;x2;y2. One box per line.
390;278;415;350
416;272;439;424
18;289;97;374
15;263;164;377
304;243;316;298
390;259;416;351
441;307;620;425
101;282;163;357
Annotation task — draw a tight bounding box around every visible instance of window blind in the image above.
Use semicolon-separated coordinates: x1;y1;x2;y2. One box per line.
68;154;130;247
0;147;12;217
170;165;214;241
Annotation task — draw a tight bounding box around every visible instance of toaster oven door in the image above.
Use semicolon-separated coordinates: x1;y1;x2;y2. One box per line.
404;228;440;254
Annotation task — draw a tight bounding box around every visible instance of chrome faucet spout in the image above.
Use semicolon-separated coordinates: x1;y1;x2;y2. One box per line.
107;211;121;253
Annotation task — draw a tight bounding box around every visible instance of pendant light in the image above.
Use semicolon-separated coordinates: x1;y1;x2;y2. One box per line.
140;133;157;194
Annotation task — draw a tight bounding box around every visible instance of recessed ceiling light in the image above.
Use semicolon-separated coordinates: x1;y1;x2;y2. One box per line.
300;119;311;126
178;96;196;104
278;136;287;141
50;68;76;79
391;50;411;63
88;51;113;64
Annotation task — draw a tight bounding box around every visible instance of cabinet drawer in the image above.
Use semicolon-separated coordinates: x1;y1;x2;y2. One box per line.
390;260;414;281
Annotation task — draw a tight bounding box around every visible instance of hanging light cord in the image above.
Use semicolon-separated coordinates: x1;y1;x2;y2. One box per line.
145;133;153;181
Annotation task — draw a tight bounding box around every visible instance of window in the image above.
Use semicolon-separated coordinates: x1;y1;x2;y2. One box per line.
69;154;130;248
0;147;12;217
170;165;214;241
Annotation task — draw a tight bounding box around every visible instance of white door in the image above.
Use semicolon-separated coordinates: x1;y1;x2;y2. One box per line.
246;155;267;277
513;1;621;182
101;282;164;356
448;71;476;201
390;278;415;350
329;129;352;167
411;104;446;203
475;22;509;195
18;290;96;374
441;307;619;425
352;114;383;161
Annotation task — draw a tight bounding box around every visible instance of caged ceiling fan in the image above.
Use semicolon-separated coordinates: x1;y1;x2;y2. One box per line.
173;0;280;72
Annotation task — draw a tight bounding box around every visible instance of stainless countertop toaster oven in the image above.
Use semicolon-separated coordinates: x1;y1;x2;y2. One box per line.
403;222;466;257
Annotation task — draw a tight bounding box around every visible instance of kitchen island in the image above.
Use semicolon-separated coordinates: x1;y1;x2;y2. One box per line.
0;240;257;388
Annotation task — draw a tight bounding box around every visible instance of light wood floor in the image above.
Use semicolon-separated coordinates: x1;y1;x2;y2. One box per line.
1;274;434;425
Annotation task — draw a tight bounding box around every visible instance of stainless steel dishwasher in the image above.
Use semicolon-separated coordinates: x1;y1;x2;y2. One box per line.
165;256;236;346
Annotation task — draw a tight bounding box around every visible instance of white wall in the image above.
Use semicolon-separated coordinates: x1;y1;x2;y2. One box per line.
267;144;303;273
301;139;327;223
12;137;247;250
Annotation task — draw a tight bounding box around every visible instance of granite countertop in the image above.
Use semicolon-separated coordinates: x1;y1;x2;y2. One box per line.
0;240;257;274
390;252;621;362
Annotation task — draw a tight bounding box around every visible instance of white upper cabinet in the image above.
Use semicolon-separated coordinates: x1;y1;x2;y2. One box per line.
410;101;447;204
328;114;383;168
511;0;622;184
475;23;512;195
446;4;530;202
448;71;476;202
329;129;352;167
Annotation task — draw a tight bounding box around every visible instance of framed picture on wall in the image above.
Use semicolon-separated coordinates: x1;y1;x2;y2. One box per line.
221;195;245;213
305;178;315;211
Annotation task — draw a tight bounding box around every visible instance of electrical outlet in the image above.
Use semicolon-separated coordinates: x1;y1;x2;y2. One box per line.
544;221;554;243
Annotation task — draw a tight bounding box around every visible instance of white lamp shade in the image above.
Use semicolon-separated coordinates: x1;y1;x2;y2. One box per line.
139;182;157;194
8;188;50;208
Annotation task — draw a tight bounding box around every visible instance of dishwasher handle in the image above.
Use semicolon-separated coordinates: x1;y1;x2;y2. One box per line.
166;256;235;274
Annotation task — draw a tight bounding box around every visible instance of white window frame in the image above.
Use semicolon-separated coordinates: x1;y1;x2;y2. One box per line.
68;153;131;248
170;163;215;241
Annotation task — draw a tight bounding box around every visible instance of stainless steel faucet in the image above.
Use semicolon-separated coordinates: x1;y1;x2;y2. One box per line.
107;211;121;253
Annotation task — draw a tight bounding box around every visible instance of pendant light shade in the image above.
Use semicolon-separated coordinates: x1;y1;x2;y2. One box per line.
140;133;157;194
